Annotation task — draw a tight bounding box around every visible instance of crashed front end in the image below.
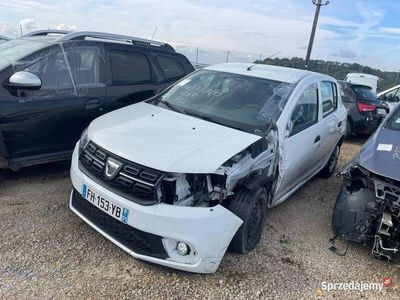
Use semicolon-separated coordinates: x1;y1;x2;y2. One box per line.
333;162;400;264
70;127;279;273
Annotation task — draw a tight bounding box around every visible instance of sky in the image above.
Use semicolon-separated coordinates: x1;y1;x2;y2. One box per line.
0;0;400;70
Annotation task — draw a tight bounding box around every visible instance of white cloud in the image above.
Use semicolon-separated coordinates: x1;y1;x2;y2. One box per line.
56;23;79;31
379;27;400;35
0;0;396;70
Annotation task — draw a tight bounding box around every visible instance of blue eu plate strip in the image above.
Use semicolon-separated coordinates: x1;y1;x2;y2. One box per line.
122;208;129;224
82;184;88;198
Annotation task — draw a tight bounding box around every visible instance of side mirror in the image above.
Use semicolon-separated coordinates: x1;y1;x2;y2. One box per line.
8;71;41;90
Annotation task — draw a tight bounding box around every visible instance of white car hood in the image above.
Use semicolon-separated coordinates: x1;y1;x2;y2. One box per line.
88;102;261;173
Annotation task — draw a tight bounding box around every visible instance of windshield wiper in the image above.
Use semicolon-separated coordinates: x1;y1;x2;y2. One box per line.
157;99;183;113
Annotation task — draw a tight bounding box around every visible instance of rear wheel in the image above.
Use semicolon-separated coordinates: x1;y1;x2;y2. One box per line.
228;187;268;254
320;144;340;178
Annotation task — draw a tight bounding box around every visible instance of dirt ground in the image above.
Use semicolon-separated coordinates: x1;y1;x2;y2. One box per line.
0;137;399;299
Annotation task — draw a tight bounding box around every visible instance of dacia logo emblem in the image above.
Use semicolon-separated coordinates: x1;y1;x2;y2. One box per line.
105;158;122;179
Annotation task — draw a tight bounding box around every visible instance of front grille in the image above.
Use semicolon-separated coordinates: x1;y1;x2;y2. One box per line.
79;142;164;205
71;190;168;259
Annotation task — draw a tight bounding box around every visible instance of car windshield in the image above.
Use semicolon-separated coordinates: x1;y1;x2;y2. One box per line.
0;39;50;71
149;69;294;135
388;106;400;131
351;85;378;100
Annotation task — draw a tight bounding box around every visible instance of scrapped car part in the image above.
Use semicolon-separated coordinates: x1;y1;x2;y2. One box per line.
332;105;400;265
0;29;194;170
70;63;346;273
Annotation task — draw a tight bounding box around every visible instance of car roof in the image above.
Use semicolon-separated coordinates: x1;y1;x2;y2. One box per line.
205;63;321;84
346;73;379;79
19;30;176;52
20;36;60;42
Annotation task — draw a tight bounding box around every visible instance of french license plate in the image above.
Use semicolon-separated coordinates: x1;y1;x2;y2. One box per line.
378;108;387;115
82;184;129;224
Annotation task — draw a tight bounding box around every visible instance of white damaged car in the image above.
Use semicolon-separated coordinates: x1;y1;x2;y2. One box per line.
70;63;347;273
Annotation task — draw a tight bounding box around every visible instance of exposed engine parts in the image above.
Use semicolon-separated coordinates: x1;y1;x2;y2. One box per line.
158;130;279;208
332;163;400;265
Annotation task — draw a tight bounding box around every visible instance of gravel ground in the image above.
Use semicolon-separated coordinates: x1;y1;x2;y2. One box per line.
0;137;399;299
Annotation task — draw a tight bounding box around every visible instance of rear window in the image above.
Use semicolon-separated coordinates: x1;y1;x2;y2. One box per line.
157;55;185;80
351;85;378;100
110;51;151;85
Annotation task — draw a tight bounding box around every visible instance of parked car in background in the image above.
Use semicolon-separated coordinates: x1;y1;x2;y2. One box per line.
0;35;10;43
344;73;380;93
338;81;388;137
332;104;400;265
378;84;400;113
70;63;346;273
0;30;194;170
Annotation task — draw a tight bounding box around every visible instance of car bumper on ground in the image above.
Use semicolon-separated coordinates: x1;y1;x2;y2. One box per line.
70;145;242;273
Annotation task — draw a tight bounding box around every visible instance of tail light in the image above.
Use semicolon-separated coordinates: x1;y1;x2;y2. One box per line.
357;102;376;113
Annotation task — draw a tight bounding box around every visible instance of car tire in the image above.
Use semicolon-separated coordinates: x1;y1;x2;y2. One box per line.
228;187;268;254
320;144;340;178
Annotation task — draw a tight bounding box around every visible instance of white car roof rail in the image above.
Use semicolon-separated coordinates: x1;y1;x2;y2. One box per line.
21;29;72;37
56;31;175;51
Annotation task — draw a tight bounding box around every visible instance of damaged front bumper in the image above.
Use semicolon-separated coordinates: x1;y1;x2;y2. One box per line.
70;145;243;273
333;161;400;264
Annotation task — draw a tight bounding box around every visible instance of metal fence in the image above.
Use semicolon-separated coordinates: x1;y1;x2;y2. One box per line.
171;43;271;66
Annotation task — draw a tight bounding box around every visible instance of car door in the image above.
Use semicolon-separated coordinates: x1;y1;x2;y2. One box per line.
105;45;164;111
274;82;324;203
1;43;106;159
318;81;342;162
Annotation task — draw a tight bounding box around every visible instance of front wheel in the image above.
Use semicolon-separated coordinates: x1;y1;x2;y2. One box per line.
320;144;340;178
228;187;268;254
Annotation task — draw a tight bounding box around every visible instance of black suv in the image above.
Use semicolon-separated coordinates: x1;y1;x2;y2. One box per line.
338;81;388;137
0;30;194;170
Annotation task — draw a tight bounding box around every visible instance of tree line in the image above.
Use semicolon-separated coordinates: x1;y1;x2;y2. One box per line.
255;57;398;92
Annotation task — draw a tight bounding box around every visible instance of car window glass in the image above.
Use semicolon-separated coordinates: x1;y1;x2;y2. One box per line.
0;39;49;71
388;107;400;131
150;69;295;135
64;47;102;86
157;56;185;80
24;45;74;91
110;51;151;85
394;89;400;102
290;83;319;136
383;88;399;102
321;81;337;116
352;85;377;99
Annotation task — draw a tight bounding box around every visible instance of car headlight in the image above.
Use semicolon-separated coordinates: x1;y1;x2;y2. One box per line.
78;127;89;154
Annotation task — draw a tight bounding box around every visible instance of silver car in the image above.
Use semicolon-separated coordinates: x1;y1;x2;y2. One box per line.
70;63;347;273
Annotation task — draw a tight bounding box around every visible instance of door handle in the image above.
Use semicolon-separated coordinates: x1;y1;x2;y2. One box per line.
337;121;342;128
314;135;321;143
84;98;100;109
